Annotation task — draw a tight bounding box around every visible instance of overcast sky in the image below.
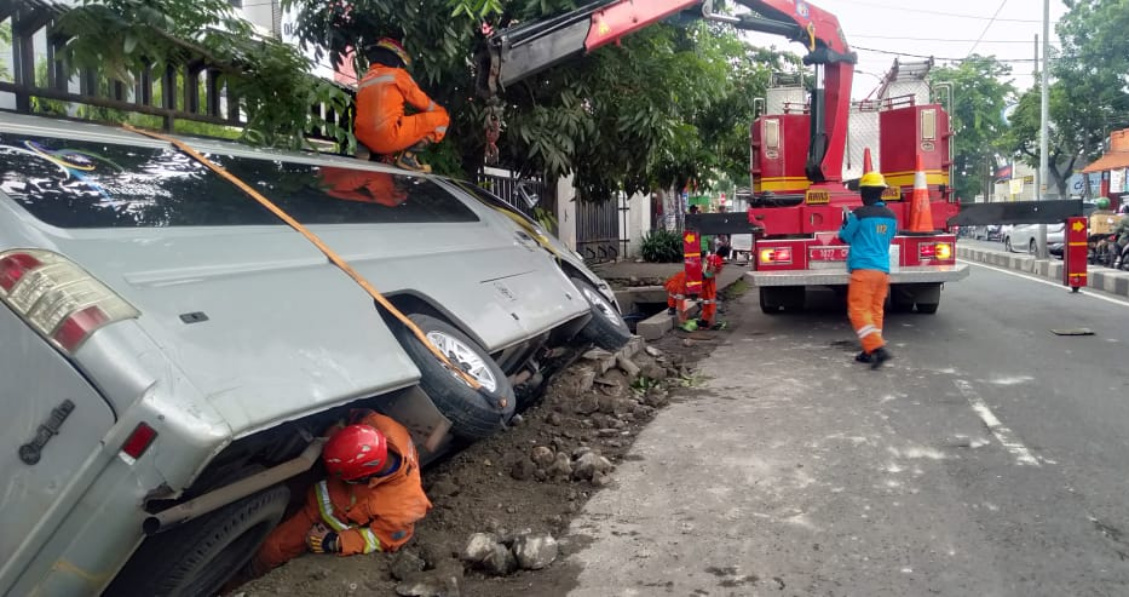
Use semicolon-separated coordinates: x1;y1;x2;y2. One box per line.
738;0;1070;101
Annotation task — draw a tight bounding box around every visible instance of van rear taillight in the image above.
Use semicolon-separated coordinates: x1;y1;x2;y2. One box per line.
0;249;139;353
121;422;158;459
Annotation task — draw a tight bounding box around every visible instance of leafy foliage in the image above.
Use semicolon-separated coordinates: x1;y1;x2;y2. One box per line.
1054;0;1129;163
1002;85;1079;197
930;57;1015;202
640;229;684;263
287;0;790;197
56;0;352;150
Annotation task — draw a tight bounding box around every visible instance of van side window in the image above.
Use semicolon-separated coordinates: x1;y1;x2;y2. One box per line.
0;134;478;228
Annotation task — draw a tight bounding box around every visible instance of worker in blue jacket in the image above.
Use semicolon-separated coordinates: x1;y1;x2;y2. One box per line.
839;171;897;369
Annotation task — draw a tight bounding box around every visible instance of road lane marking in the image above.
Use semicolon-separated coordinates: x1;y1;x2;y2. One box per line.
958;259;1129;308
953;379;1040;467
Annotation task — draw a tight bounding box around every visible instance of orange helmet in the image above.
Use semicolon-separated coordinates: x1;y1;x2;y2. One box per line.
375;37;411;67
323;424;389;481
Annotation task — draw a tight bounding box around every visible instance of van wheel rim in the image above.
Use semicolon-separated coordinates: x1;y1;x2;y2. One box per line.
426;331;498;392
581;286;621;326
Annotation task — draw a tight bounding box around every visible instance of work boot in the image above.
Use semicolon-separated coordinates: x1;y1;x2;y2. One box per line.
710;321;727;331
855;351;873;364
870;347;893;370
395;141;433;173
667;307;677;316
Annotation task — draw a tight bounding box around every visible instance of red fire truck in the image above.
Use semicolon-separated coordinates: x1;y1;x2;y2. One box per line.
747;60;968;314
477;0;970;314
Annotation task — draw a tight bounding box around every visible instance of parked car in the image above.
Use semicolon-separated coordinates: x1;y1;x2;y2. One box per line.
0;112;628;596
1004;202;1096;254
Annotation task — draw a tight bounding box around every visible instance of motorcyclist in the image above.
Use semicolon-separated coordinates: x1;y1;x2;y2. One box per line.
1112;203;1129;269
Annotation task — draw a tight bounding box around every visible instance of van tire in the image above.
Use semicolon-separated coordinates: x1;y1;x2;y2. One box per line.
105;483;289;597
571;277;632;351
393;313;515;440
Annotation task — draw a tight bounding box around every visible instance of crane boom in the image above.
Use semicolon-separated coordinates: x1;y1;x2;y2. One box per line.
477;0;856;183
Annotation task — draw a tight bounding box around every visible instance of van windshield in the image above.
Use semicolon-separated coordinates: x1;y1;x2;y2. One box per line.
0;133;478;228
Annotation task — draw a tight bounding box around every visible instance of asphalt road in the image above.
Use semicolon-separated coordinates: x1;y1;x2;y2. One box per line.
561;263;1129;596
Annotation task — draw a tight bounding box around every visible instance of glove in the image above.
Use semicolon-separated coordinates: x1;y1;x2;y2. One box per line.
307;530;340;552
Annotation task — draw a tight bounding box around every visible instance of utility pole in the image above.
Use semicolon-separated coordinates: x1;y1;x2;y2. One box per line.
1036;0;1051;258
1033;35;1041;205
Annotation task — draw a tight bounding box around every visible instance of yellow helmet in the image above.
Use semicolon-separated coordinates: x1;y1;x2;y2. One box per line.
859;171;888;189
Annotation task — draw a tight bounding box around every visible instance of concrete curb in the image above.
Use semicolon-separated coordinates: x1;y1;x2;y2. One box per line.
957;245;1129;299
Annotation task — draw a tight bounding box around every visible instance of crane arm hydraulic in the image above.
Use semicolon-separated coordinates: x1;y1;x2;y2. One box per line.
476;0;856;182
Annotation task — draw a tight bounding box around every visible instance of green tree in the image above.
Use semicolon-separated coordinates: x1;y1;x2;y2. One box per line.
288;0;786;197
1054;0;1129;165
1003;84;1081;197
56;0;351;149
931;56;1015;202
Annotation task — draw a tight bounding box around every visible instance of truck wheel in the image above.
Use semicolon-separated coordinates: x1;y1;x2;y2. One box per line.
916;302;940;314
759;288;781;314
780;286;806;312
889;286;914;313
393;313;515;440
106;483;289;597
571;277;632;351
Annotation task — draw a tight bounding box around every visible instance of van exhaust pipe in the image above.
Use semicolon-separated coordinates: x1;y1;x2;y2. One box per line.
143;438;326;535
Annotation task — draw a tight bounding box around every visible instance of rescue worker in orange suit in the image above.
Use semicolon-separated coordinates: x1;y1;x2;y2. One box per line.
839;171;897;369
251;410;431;573
698;248;726;330
317;166;407;207
355;38;449;173
665;270;687;316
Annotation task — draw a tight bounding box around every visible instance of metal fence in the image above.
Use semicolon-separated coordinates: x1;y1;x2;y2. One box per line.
576;198;620;263
476;170;553;226
0;0;348;144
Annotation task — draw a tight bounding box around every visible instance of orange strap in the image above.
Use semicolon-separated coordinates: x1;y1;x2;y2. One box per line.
122;125;494;398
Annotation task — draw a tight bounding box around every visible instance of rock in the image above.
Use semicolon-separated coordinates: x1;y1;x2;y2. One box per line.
510;414;525;427
641;364;667;381
482;543;518;576
395;562;463;597
582;348;614;361
591;471;613;487
606;440;624;448
513;534;560;570
461;533;500;564
574;393;600;415
572;446;593;459
582;349;617;374
597;428;619;438
310;569;330;581
531;446;555;468
547;412;563;426
597;394;618;415
633;405;653;418
682;339;695;348
533;468;548;482
645;346;664;358
574;452;614;481
643;388;669;408
510;457;537;481
390;551;427;581
576;368;597;394
616;355;641;380
548;452;573;479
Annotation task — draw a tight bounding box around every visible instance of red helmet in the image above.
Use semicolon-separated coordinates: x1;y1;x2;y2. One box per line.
375;37;411;67
323;425;389;481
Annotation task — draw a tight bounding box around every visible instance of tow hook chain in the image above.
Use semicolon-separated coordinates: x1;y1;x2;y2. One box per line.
484;98;503;165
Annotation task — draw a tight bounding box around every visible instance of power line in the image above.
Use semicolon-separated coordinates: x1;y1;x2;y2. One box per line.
853;44;1039;64
967;0;1011;57
829;0;1041;23
851;34;1058;46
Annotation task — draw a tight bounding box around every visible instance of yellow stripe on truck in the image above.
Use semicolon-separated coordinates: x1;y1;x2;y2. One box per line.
754;177;811;192
884;170;949;187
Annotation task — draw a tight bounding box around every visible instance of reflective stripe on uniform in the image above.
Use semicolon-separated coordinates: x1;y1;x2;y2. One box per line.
669;294;684;300
358;74;396;90
701;299;717;305
358;528;382;554
314;481;350;532
427;101;436;111
856;325;879;339
436;126;448;133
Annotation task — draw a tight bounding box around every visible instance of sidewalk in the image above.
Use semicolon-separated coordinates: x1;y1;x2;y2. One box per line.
957;242;1129;298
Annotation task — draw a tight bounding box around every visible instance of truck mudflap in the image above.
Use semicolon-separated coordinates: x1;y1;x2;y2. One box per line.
746;264;970;287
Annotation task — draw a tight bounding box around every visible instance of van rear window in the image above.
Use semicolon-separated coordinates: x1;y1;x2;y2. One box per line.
0;133;478;228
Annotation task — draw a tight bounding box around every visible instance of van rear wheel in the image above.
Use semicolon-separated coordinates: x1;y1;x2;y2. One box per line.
571;277;632;351
106;483;289;597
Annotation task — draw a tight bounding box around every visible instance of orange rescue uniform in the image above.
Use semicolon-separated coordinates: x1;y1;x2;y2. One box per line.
700;253;724;326
664;270;687;310
847;269;889;354
355;65;450;156
253;412;431;571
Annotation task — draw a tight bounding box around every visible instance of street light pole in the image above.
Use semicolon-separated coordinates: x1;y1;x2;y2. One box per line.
1037;0;1051;258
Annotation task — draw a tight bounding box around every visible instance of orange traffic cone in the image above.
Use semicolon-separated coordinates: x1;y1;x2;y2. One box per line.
862;147;874;174
907;153;935;232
